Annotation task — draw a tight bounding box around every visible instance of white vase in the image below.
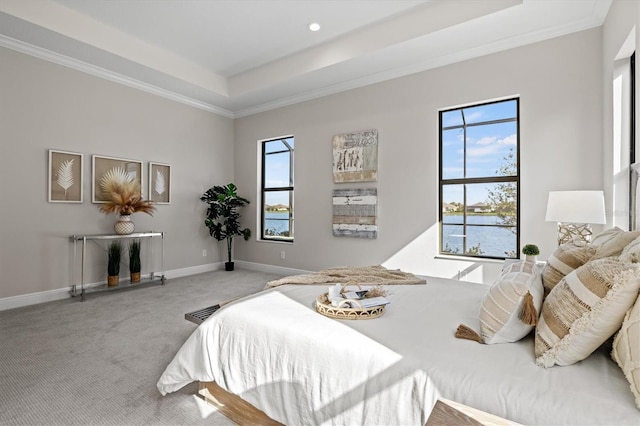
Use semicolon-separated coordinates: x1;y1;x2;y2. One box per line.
114;214;135;235
525;254;537;264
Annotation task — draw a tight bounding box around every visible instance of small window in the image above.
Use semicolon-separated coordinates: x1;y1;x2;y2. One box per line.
439;98;520;259
261;136;294;242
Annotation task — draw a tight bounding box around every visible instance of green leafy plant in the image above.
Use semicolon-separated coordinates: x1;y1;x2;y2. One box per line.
107;242;122;276
522;244;540;256
129;240;141;274
200;183;251;268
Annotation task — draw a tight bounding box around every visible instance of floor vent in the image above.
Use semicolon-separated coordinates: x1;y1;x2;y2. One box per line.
185;304;220;325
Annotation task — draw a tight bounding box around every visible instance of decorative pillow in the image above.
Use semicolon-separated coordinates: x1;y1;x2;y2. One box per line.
535;257;640;368
620;235;640;264
456;261;543;345
612;292;640;409
592;230;640;260
591;226;624;248
541;242;595;294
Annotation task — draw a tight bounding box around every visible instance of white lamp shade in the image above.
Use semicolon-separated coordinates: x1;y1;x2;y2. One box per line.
545;190;606;224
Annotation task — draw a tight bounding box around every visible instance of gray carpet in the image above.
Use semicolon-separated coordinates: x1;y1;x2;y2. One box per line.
0;269;283;425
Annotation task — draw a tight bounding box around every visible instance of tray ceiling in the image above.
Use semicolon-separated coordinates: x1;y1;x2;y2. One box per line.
0;0;611;117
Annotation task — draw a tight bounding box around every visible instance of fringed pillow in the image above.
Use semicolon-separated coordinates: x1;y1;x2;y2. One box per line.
591;226;625;248
535;257;640;368
456;261;543;345
541;242;595;295
591;230;640;260
612;292;640;409
620;235;640;264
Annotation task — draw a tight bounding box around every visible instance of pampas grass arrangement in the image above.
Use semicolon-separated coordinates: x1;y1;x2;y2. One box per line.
99;167;155;216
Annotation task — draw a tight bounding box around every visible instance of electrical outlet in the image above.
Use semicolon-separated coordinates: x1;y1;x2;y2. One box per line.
280;251;285;260
202;249;207;257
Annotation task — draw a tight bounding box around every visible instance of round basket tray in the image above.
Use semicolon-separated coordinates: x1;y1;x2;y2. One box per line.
315;293;385;320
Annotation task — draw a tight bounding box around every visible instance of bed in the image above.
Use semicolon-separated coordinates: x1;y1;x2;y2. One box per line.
156;275;639;425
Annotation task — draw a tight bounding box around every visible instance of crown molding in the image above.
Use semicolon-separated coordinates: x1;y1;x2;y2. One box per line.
0;34;235;119
234;17;605;118
1;7;606;121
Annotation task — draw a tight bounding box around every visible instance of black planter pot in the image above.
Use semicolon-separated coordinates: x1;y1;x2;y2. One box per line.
225;261;234;271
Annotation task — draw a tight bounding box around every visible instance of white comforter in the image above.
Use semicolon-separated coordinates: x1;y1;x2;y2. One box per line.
157;278;639;425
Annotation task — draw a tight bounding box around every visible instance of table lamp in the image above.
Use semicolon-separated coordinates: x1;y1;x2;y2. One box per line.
545;190;606;245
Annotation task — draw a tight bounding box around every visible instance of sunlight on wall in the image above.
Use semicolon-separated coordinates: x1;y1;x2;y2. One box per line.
382;223;501;285
611;27;635;229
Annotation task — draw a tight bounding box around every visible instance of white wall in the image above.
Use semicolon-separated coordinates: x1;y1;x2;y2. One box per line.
1;17;623;307
0;47;234;304
234;28;604;284
602;0;639;230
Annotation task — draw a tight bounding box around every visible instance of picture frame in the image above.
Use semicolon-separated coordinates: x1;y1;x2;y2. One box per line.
92;155;143;203
333;129;378;183
332;188;377;238
149;162;171;204
48;149;83;203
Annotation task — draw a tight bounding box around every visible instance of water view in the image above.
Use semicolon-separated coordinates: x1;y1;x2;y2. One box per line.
266;211;515;257
264;211;292;237
442;214;517;258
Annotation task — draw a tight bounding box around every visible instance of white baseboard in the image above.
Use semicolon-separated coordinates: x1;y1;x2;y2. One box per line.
234;260;311;276
163;263;223;279
0;287;73;312
0;261;306;311
0;262;224;311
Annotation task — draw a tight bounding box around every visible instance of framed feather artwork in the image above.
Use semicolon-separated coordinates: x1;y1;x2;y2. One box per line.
48;149;83;203
149;162;171;204
92;155;143;203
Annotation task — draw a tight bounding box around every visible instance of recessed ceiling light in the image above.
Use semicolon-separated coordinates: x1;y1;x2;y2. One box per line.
308;23;320;32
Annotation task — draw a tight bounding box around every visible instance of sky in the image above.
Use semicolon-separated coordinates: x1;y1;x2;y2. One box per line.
264;137;294;206
263;100;517;209
441;99;518;205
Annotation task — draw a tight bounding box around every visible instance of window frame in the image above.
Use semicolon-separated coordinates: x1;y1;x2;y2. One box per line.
630;52;636;229
438;97;520;260
260;136;294;242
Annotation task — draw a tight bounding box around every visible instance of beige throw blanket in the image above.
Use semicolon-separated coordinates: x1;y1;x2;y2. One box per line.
265;265;426;289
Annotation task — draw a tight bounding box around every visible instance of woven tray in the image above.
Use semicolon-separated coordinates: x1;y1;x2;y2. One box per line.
315;293;385;320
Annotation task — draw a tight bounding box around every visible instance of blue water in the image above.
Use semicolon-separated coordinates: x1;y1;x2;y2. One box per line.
265;212;515;257
264;211;291;236
442;214;516;258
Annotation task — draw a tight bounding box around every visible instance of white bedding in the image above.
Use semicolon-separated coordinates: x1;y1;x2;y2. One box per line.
157;277;639;425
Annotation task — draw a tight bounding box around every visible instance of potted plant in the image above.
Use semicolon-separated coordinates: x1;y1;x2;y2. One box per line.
99;167;155;234
200;183;251;271
107;241;122;287
522;244;540;263
129;239;141;283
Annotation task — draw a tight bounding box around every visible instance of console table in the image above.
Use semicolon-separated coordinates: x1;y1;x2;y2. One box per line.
70;232;165;301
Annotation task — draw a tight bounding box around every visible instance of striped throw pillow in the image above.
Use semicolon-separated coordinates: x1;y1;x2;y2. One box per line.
612;292;640;408
535;257;640;368
479;261;544;344
541;243;595;294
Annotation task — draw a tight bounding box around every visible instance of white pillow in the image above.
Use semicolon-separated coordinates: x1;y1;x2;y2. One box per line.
620;235;640;264
612;292;640;409
535;257;640;367
456;261;543;345
590;226;625;248
592;230;640;259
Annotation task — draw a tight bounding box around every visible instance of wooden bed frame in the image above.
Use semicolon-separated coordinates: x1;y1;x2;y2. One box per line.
197;381;518;426
198;381;281;425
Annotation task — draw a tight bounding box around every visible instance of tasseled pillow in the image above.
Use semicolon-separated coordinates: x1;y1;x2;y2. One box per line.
456;261;544;344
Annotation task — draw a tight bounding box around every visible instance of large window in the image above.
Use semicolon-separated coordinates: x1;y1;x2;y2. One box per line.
261;136;294;242
439;98;519;259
